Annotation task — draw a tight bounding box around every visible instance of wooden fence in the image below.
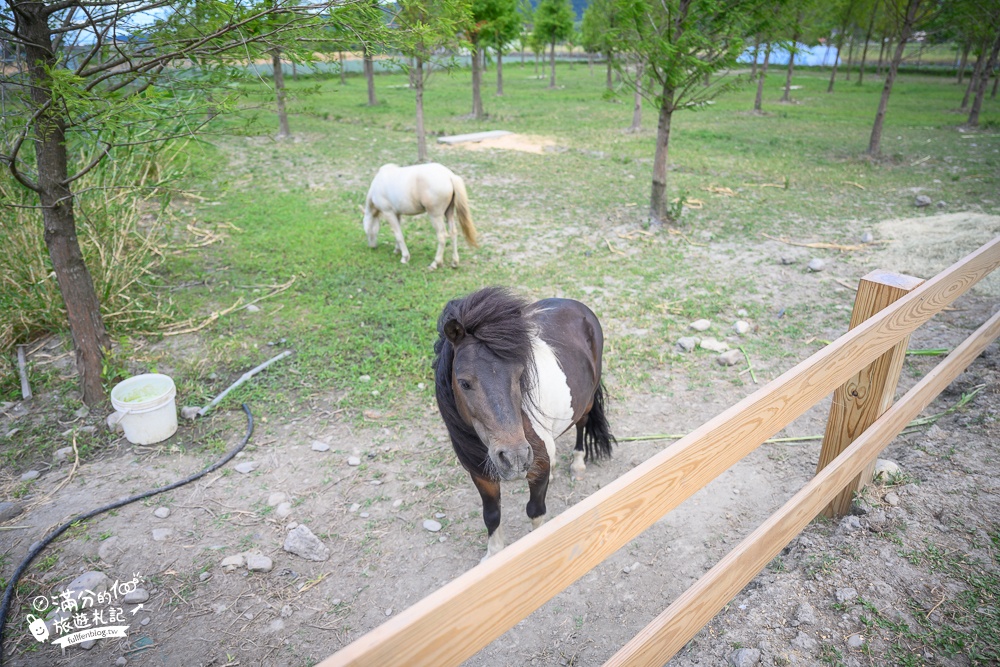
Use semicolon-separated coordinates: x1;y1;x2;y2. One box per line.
320;237;1000;667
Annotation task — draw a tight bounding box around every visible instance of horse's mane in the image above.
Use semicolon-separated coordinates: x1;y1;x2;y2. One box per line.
433;287;537;476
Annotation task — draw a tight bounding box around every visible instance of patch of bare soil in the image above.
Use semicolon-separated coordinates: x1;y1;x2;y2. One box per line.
1;218;997;667
446;134;558;154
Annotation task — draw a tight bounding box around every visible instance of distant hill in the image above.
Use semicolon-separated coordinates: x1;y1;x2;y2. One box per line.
530;0;589;20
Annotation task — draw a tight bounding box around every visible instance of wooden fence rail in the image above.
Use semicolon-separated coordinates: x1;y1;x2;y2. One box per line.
320;237;1000;667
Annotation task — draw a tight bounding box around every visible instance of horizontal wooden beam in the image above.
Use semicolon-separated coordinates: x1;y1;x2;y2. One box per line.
605;306;1000;667
319;237;1000;667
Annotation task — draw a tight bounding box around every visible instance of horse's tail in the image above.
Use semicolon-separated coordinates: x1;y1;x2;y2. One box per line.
449;174;479;248
583;382;615;461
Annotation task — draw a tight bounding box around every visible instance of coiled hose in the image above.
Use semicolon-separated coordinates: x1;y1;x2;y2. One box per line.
0;403;254;665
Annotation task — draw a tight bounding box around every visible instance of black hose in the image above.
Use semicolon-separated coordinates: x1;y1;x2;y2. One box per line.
0;403;254;665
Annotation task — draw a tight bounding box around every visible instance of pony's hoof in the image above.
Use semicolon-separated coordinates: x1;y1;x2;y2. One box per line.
400;256;409;264
571;465;586;481
450;262;459;269
531;516;546;530
428;261;439;271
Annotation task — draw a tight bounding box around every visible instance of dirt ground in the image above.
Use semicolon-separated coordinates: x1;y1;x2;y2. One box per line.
1;215;998;667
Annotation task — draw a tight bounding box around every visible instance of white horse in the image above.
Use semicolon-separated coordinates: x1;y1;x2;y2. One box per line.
362;163;478;270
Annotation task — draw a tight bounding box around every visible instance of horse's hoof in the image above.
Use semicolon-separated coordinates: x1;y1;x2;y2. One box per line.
428;262;439;271
531;516;546;530
400;257;409;264
451;262;459;269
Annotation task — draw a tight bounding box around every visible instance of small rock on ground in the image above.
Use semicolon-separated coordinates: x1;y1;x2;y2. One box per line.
676;336;699;352
267;492;288;507
234;461;258;474
20;470;40;481
0;501;23;522
123;589;149;604
246;554;274;572
729;648;762;667
717;349;744;366
151;528;173;542
98;536;118;561
847;634;865;648
276;502;293;519
423;519;442;532
283;524;330;561
915;194;932;207
347;456;361;466
732;320;751;335
221;554;245;571
54;446;73;462
311;440;330;452
836;587;858;604
884;491;900;506
874;458;901;480
689;319;712;332
807;258;825;272
700;338;729;353
153;507;170;519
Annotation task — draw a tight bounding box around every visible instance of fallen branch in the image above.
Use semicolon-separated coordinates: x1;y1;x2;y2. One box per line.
844;181;866;190
160;276;296;337
667;228;708;247
704;186;737;197
834;278;860;291
17;345;31;400
762;233;889;252
739;346;757;384
605;238;626;256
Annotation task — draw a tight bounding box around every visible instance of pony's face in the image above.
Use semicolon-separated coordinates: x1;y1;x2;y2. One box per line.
448;334;533;481
362;207;379;248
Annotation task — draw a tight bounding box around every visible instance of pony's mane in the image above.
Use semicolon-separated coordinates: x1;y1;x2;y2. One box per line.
433;287;536;477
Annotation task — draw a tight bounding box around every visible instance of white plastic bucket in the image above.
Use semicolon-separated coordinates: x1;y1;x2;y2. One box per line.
110;374;178;445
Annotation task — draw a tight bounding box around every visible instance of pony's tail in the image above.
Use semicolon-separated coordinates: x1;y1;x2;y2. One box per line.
450;174;479;248
583;383;615;461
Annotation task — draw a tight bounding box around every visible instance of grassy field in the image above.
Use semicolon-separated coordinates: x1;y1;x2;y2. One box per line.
5;61;999;419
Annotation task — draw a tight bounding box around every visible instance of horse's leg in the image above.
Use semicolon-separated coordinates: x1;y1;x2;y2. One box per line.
382;210;410;264
571;414;588;480
526;454;550;531
446;205;459;268
427;213;448;271
472;474;503;562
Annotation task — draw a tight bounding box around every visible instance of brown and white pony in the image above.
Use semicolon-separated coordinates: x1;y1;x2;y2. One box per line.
433;287;615;560
362;163;478;270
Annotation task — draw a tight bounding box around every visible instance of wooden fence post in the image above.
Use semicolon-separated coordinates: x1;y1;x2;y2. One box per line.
817;269;923;517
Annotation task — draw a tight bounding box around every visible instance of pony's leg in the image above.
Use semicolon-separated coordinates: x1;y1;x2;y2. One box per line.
446;207;459;268
472;475;503;562
427;213;448;271
526;457;550;531
382;211;410;264
571;417;588;480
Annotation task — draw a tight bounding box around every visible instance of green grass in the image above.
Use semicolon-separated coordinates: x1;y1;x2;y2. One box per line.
138;61;999;417
859;535;1000;665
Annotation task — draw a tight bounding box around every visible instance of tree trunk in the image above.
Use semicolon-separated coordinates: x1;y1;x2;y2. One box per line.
292;61;297;81
967;32;1000;127
868;0;921;156
754;43;771;112
828;26;849;92
497;49;504;96
782;28;799;102
549;40;557;88
606;56;613;90
364;49;377;105
23;4;110;406
962;43;986;110
992;67;999;98
649;84;676;226
339;51;346;85
471;39;484;118
588;52;593;75
750;42;760;79
272;50;290;139
845;34;855;81
957;40;971;83
629;62;643;131
877;34;890;76
858;1;878;85
534;51;539;76
415;56;427;162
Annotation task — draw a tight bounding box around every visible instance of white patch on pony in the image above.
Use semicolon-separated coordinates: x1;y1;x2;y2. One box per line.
483;525;506;562
524;336;575;470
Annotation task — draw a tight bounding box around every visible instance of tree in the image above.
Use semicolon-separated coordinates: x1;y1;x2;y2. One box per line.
609;0;779;225
468;0;516;115
827;0;860;92
582;0;623;91
480;0;522;95
967;27;1000;126
516;0;534;65
533;0;574;89
1;0;372;405
856;0;882;85
867;0;937;156
395;0;472;160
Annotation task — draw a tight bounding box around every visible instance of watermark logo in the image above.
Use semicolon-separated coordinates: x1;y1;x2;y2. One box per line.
27;573;144;650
